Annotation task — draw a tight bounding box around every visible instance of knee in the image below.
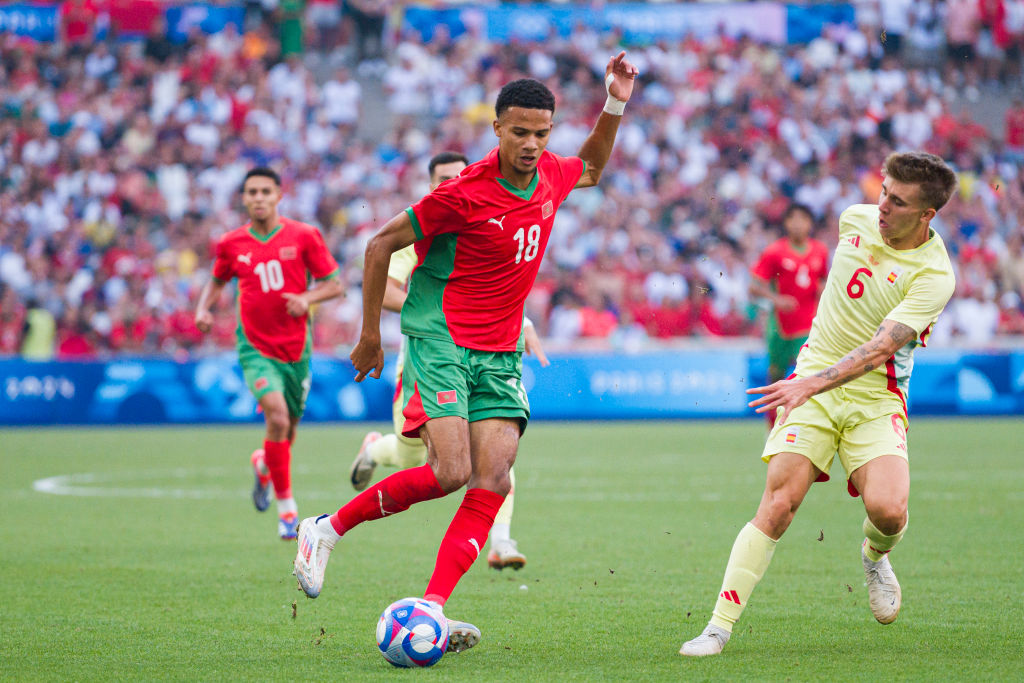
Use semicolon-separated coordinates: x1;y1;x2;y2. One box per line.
867;501;907;535
758;489;801;538
469;470;511;497
265;411;290;439
431;453;471;494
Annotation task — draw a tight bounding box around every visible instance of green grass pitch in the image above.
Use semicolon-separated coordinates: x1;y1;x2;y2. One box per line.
2;419;1023;681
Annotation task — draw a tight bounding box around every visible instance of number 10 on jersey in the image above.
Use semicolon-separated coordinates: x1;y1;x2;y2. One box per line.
254;259;285;292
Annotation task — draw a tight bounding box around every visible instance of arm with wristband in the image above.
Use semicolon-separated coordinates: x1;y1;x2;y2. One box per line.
575;51;639;189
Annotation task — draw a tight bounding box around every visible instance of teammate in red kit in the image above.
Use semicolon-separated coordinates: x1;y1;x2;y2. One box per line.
294;53;639;652
750;204;829;428
195;168;342;540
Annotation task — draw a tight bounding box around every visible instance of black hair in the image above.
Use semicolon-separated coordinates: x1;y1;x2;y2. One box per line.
240;167;281;192
783;203;815;225
495;79;556;118
428;151;469;177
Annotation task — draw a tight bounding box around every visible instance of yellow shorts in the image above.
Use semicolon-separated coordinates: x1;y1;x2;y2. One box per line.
761;386;908;496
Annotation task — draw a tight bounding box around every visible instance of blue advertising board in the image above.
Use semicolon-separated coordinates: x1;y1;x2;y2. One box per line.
2;349;1022;426
0;3;58;42
404;2;854;45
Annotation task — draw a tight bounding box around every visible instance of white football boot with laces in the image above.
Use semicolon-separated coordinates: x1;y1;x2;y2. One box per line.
679;624;731;657
863;544;901;624
294;514;338;598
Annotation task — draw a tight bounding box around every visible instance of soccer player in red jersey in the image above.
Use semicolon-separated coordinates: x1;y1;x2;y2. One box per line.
195;168;342;540
294;53;638;652
749;204;829;428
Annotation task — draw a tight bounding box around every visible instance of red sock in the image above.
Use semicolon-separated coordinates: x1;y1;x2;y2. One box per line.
264;440;292;500
424;488;505;606
329;464;445;536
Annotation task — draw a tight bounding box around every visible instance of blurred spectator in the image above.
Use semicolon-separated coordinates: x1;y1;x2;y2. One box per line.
1;4;1023;363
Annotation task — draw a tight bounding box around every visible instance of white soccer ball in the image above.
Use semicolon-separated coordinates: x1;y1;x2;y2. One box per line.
376;597;449;668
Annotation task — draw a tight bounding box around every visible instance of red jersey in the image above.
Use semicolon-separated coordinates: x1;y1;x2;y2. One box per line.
212;217;338;362
751;237;828;337
403;147;585;351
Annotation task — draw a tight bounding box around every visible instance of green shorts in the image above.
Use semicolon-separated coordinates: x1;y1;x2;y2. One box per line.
762;384;909;497
238;341;312;419
766;317;807;381
400;336;530;438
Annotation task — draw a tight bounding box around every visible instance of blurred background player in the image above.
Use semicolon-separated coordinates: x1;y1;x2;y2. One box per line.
195;168;342;539
294;54;639;653
681;152;958;657
348;151;550;571
749;204;829;429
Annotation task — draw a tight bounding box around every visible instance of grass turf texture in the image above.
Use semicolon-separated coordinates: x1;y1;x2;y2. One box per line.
1;419;1022;681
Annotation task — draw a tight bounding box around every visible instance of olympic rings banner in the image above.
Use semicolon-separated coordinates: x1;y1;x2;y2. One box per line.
1;349;1022;425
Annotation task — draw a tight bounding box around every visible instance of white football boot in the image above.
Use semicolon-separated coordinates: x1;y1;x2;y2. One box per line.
863;544;901;624
349;431;381;491
446;619;481;653
487;538;526;570
293;514;338;598
679;624;731;657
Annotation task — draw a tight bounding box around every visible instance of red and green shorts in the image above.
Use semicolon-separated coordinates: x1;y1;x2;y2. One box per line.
400;336;530;438
238;340;312;419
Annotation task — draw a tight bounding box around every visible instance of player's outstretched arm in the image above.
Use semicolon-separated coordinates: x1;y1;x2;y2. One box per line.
351;212;417;382
575;51;639;189
747;319;918;424
194;278;227;333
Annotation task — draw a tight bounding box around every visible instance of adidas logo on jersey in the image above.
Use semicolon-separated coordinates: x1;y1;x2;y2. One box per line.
846;235;861;248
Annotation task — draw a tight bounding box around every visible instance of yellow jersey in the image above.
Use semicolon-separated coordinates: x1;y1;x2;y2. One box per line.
794;204;955;409
388;244;418;285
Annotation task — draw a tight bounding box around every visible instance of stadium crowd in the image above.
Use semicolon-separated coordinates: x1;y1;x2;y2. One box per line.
2;0;1024;360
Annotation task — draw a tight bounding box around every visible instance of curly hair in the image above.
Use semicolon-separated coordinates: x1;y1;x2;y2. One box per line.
883;152;957;211
495;79;556;118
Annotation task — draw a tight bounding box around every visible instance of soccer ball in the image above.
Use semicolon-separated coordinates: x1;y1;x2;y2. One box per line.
376;597;449;668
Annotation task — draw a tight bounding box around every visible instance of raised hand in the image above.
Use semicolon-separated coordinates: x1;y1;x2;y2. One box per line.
605;51;639;103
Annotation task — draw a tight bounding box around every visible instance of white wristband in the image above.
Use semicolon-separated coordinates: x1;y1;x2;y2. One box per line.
523;315;535;329
603;95;626;116
603;72;626;116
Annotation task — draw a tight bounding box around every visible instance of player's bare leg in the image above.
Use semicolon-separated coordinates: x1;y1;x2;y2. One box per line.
256;392;299;538
850;455;909;624
682;452;818;656
423;417;519;653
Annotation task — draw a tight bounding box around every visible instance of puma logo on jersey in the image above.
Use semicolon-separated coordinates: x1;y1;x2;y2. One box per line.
237;252;252;266
487;215;506;231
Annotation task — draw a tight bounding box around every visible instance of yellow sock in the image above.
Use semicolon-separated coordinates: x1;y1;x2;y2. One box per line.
493;467;516;527
863;516;907;562
709;523;778;633
368;434;427;469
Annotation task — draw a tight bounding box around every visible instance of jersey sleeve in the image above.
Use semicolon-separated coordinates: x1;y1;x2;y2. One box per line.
304;226;339;280
406;180;470;240
211;237;234;282
555;154;586;201
884;269;956;336
387;244;418;284
751;246;777;281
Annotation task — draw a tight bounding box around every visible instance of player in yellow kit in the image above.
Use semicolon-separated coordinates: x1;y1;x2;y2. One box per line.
681;152;958;656
348;151;550;570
